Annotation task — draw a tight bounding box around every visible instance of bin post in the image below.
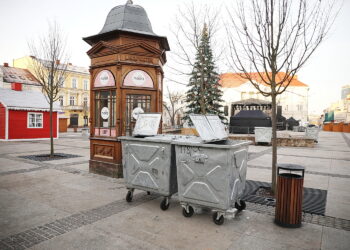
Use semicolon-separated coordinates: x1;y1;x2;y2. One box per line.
275;164;305;228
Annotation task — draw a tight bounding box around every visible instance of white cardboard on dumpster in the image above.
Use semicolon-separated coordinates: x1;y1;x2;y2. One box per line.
189;114;228;142
132;113;161;137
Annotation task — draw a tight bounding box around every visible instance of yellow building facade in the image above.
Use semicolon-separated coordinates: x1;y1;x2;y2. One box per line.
13;56;90;128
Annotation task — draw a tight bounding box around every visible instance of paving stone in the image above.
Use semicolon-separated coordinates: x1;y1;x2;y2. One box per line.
0;131;349;249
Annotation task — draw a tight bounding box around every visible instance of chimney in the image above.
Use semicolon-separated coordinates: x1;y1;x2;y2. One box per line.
11;83;22;91
55;60;60;65
3;62;9;67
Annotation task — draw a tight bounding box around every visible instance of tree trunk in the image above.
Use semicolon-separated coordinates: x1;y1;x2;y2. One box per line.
171;115;175;127
50;100;54;157
199;83;206;114
199;66;206;114
271;93;277;194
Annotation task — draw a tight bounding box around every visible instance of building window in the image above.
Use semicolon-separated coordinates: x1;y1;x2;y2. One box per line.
72;78;77;89
297;105;303;111
59;76;65;87
59;96;64;106
70;96;75;106
28;113;43;128
94;90;116;136
83;97;88;107
83;80;88;90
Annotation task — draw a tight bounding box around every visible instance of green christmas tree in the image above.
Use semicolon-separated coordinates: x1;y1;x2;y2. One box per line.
183;24;226;125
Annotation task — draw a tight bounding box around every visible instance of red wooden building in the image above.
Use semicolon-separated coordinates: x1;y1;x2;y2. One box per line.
0;67;60;141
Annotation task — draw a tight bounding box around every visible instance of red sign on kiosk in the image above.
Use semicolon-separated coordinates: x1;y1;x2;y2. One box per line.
94;70;115;87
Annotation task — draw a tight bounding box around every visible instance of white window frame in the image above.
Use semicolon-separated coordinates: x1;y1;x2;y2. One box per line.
83;79;88;90
59;76;65;87
59;96;64;106
72;78;77;89
27;112;43;128
70;96;75;106
83;96;88;107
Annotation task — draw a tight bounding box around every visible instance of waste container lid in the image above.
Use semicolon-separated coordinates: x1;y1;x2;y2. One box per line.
144;134;197;143
278;164;305;171
255;127;272;130
132;113;161;137
190;114;228;143
172;138;251;148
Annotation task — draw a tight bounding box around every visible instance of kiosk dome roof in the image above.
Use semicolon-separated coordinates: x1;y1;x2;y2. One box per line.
83;1;169;50
99;1;155;36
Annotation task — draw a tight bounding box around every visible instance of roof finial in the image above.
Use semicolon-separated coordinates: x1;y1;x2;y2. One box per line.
126;0;133;5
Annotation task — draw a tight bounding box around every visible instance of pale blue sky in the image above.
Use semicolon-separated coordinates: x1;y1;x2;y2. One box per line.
0;0;349;115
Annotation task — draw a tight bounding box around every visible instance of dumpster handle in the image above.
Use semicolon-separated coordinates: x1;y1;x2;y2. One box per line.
160;147;165;158
232;154;239;169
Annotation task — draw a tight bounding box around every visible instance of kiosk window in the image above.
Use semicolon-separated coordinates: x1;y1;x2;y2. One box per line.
94;90;116;136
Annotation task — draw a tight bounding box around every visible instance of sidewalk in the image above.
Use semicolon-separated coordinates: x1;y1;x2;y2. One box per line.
0;131;349;249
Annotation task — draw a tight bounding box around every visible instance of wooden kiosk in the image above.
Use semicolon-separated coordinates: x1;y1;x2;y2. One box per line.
83;1;169;177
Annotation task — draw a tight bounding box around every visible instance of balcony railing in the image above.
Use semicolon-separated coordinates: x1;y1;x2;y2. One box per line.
62;105;89;111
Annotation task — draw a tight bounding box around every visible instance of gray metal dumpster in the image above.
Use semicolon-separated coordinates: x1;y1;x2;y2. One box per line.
119;113;192;210
305;127;319;142
293;126;300;132
173;115;251;225
254;127;272;144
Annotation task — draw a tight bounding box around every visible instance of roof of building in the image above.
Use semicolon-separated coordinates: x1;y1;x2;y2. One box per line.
32;57;89;75
220;72;308;88
0;66;40;85
234;110;270;118
64;64;89;75
83;1;169;50
0;88;61;111
231;98;271;105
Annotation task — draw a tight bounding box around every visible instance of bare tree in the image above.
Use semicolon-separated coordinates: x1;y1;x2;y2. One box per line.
165;1;222;85
226;0;339;193
163;86;184;128
28;21;70;157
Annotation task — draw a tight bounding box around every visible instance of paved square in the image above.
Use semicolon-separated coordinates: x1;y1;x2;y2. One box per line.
0;131;349;249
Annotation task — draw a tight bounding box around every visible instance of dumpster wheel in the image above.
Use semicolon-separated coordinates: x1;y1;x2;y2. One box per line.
234;200;246;211
212;212;224;225
182;206;194;218
160;198;170;211
126;190;133;202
